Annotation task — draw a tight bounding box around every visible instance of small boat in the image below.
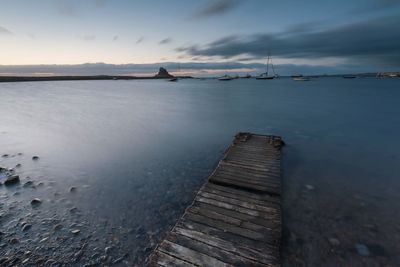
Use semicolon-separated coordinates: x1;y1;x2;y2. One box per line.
256;74;274;80
256;54;277;80
343;75;356;79
218;75;233;81
168;77;178;82
292;75;310;81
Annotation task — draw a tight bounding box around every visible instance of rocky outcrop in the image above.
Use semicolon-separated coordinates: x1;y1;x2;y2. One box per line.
154;67;173;78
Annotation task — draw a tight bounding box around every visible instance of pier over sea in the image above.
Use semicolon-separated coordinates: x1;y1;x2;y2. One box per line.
148;133;284;267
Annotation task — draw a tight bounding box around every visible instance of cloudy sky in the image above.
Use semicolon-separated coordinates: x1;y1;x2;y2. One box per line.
0;0;399;76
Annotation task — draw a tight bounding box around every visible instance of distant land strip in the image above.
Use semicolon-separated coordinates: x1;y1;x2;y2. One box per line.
0;75;193;83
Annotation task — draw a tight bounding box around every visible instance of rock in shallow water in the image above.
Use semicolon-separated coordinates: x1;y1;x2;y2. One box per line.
23;181;35;188
31;198;42;206
22;224;32;231
4;175;20;186
71;229;80;235
355;243;370;256
69;186;77;193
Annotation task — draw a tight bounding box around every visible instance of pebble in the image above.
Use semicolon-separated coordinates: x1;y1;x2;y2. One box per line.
105;246;113;254
22;258;30;264
32;156;40;160
23;181;34;188
112;256;124;264
2;154;9;158
4;175;20;186
70;207;78;213
22;224;32;231
15;164;21;168
355;243;370;256
40;237;49;243
53;224;63;231
44;259;56;266
71;229;80;235
31;198;42;206
69;187;77;193
9;238;19;244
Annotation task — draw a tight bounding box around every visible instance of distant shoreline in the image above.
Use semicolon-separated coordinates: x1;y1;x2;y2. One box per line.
0;75;193;83
1;72;399;83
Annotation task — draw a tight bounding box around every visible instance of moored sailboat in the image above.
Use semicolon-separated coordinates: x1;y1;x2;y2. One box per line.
256;54;278;80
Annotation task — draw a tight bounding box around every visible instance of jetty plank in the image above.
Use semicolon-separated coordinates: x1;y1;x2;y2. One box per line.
147;133;283;267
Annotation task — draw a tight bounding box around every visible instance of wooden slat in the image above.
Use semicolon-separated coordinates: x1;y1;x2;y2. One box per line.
147;133;283;267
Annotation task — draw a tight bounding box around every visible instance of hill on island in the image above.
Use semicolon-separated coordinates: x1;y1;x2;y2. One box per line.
154;67;173;78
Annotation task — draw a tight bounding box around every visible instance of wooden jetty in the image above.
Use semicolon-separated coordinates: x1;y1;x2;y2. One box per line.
148;133;284;267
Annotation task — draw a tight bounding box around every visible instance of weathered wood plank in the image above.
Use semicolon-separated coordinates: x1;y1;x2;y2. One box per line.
202;185;280;206
158;240;233;267
166;232;271;267
149;251;196;267
196;191;280;214
195;196;280;220
173;227;278;266
191;202;279;229
176;219;277;252
204;183;280;204
147;133;283;266
209;176;280;194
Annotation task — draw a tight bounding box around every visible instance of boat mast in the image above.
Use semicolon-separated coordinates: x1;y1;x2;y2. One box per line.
266;54;270;76
271;58;276;76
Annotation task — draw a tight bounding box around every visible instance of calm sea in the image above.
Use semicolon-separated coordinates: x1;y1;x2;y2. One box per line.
1;78;399;265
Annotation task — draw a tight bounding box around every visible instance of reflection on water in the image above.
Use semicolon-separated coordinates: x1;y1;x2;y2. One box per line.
0;78;399;266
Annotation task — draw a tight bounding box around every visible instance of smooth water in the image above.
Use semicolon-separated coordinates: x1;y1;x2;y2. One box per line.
0;78;399;266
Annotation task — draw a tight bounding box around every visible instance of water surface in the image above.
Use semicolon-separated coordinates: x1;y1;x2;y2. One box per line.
0;78;399;266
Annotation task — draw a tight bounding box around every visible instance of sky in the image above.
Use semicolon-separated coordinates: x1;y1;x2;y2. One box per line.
0;0;399;76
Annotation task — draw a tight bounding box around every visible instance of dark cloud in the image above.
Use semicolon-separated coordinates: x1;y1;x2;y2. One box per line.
178;15;400;67
136;36;144;44
159;38;172;45
0;26;12;35
357;0;400;13
193;0;241;18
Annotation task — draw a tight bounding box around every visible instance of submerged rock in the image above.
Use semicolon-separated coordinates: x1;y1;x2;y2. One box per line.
53;224;63;231
355;243;370;256
9;238;19;244
69;187;77;193
4;175;20;186
305;184;315;190
23;181;34;188
328;237;340;246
